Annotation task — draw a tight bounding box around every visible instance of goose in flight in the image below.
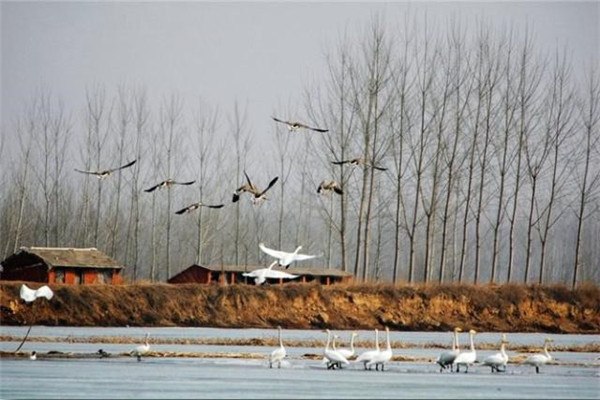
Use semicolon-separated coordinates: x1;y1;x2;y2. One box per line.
271;116;328;133
483;334;509;373
233;171;279;205
74;159;137;179
20;284;54;303
317;180;343;195
332;158;387;171
259;242;320;269
144;179;196;193
523;337;553;373
366;326;393;371
355;329;381;370
242;261;299;285
175;202;224;214
453;329;477;373
131;333;150;362
435;327;462;372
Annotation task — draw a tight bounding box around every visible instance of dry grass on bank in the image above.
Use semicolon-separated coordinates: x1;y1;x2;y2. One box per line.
1;281;598;333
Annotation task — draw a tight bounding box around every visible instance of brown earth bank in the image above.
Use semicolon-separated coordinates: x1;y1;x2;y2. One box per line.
1;281;599;333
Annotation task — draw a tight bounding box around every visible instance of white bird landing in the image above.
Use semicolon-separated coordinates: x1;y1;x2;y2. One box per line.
242;261;299;285
20;284;54;303
259;243;321;269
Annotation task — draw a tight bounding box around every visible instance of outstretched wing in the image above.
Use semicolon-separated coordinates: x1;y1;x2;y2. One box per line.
259;176;279;196
144;182;161;193
243;171;256;192
35;285;54;301
205;204;224;209
110;159;137;173
175;180;196;186
175;204;195;214
331;160;350;165
259;243;291;260
271;116;290;126
305;124;328;133
74;168;99;175
293;253;320;261
263;269;299;280
372;165;388;171
20;284;36;302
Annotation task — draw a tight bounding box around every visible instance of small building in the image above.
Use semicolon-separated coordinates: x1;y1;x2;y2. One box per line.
168;264;352;286
0;247;124;284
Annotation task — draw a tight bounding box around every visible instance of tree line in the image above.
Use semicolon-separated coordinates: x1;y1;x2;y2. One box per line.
0;18;598;287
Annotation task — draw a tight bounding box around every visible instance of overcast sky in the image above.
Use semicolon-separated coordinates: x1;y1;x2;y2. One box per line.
1;1;598;156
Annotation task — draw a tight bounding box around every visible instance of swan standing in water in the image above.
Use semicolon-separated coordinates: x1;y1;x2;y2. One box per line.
323;330;349;370
452;329;477;373
269;326;286;368
524;337;554;373
323;331;358;365
355;329;381;370
483;334;509;373
131;333;150;362
335;332;359;360
242;261;299;285
366;327;393;371
435;327;462;372
259;242;321;268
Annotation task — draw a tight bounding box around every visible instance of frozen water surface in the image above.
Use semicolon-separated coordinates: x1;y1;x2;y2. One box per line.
0;327;598;399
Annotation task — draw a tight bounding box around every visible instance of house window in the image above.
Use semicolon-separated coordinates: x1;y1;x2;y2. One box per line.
97;270;112;284
54;269;65;283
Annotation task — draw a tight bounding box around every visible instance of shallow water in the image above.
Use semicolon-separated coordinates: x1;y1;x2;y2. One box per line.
0;327;598;399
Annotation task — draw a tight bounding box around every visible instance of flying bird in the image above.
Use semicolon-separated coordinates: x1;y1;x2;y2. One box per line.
175;202;224;214
258;242;320;269
332;158;387;171
144;179;196;193
74;159;137;179
232;171;279;205
271;116;328;133
20;284;54;303
242;261;299;285
317;180;343;195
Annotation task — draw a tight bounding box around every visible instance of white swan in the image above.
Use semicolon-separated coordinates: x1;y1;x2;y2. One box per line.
323;329;349;369
524;337;553;373
435;327;462;372
269;326;286;368
259;243;321;268
242;261;300;285
336;332;359;359
366;327;393;371
355;329;381;370
20;284;54;303
131;333;150;362
483;334;509;373
453;329;477;373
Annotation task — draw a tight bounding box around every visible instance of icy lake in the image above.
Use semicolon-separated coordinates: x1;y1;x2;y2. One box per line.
0;327;598;399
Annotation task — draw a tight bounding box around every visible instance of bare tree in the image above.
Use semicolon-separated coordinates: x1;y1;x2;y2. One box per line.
572;69;600;287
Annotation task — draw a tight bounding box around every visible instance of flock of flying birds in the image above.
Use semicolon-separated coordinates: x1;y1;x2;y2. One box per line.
18;283;556;374
73;116;388;283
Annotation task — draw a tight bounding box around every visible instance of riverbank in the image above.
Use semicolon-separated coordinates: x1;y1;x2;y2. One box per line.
1;281;598;333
